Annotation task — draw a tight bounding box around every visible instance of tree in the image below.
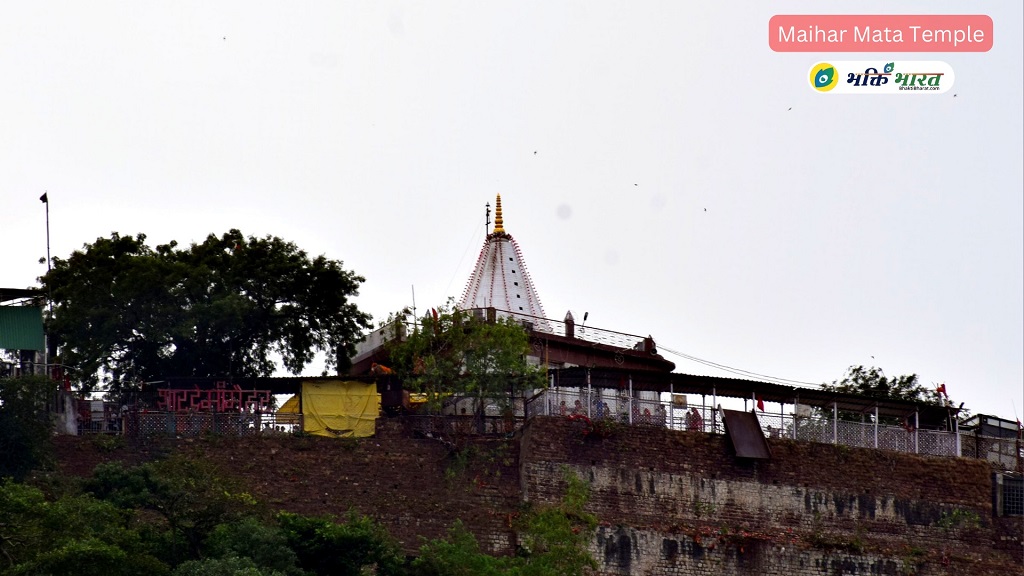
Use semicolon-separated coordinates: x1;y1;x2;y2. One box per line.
0;376;54;481
386;301;545;411
821;365;963;424
0;480;170;575
84;457;259;564
277;511;405;576
39;230;372;396
409;469;598;576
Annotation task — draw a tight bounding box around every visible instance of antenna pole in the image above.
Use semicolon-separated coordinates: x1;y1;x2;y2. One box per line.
40;192;51;376
411;285;417;332
485;202;491;234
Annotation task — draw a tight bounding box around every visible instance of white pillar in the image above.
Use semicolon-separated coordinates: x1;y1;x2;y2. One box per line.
669;382;674;430
628;375;633;425
955;415;961;457
833;402;838;445
792;395;799;440
586;369;592;418
712;387;717;433
873;406;879;449
914;410;919;454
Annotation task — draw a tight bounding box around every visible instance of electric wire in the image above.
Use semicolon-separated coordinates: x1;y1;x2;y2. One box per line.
444;217;486;301
658;345;822;388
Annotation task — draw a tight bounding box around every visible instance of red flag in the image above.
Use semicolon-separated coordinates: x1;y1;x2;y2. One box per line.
936;383;948;399
756;394;764;412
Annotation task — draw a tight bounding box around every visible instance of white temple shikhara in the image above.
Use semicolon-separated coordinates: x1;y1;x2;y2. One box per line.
458;195;547;319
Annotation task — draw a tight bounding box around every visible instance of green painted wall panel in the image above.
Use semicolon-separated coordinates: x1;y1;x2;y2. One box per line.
0;306;45;351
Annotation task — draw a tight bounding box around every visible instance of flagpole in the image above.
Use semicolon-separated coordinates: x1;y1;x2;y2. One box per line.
40;192;51;376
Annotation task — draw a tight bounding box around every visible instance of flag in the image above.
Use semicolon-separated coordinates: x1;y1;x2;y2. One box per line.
936;383;948;399
756;394;764;412
39;192;48;203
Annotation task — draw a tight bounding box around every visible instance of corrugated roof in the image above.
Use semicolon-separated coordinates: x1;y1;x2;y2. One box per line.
0;306;45;351
0;288;40;304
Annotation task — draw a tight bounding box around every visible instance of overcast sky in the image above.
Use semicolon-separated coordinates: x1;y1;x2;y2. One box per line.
2;2;1021;420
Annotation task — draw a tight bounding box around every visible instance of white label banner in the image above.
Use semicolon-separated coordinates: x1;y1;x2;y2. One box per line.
808;61;955;94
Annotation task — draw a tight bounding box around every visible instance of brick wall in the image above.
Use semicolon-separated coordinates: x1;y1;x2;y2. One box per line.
55;416;1024;574
520;416;1023;575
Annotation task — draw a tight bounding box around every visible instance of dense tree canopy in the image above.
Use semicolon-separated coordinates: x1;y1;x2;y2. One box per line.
0;376;54;481
40;230;371;396
386;301;545;408
821;365;964;423
0;455;596;576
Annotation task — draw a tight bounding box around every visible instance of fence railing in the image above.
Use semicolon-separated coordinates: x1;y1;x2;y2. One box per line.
525;388;1021;468
87;388;1022;470
480;308;649;351
122;411;302;439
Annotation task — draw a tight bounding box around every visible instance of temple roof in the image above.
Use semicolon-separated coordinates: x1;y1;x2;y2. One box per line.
458;195;546;318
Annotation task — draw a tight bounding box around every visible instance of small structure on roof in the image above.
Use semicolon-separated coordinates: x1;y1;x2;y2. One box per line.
0;288;45;377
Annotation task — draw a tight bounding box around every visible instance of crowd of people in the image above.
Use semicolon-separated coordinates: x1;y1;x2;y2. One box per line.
556;398;707;431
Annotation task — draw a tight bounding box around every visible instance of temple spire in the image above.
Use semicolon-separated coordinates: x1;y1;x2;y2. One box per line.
493;194;505;234
459;195;546;321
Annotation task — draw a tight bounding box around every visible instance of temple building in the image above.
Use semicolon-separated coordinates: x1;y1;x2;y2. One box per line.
349;194;675;374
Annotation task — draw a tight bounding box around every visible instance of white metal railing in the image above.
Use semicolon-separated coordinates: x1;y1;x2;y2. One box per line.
477;308;648;351
525;388;1021;467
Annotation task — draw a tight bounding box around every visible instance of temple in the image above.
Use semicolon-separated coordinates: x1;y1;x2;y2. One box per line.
458;194;546;318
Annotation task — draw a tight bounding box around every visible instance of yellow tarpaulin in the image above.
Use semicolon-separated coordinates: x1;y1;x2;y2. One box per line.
301;381;380;438
278;395;299;414
276;394;301;427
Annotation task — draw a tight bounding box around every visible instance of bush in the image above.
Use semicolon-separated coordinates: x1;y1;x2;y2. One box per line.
0;376;55;480
278;511;405;576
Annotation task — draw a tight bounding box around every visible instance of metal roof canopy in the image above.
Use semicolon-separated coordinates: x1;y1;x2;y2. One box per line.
154;375;389;397
550;366;957;427
0;288;41;304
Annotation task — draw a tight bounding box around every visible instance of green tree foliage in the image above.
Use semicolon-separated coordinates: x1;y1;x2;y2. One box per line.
821;365;962;423
2;446;600;576
171;556;286;576
277;512;405;576
514;469;598;576
410;469;598;576
84;457;258;564
0;376;55;481
386;301;544;409
408;521;511;576
0;480;169;575
823;365;930;403
40;230;372;396
203;517;302;576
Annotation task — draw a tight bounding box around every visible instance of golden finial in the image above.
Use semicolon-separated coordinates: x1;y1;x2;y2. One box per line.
493;194;505;234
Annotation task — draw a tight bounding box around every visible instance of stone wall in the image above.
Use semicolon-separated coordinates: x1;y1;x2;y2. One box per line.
520;416;1023;575
54;415;1024;574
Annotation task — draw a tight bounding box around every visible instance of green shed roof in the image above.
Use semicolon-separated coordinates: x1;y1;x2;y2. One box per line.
0;306;45;351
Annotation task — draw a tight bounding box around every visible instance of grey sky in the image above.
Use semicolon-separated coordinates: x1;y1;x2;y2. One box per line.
2;2;1021;419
